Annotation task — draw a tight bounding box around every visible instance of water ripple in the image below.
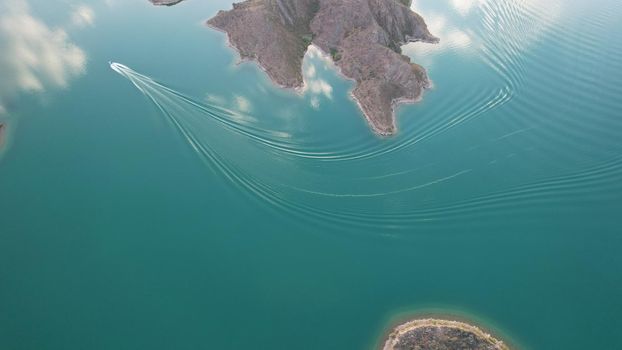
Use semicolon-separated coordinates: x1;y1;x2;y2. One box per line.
110;54;621;236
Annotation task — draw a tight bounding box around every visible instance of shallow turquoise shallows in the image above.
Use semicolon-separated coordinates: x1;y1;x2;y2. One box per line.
1;0;621;349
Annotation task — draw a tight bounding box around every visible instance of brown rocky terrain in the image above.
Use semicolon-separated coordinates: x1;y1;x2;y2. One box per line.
150;0;185;6
383;319;510;350
151;0;439;135
0;123;5;149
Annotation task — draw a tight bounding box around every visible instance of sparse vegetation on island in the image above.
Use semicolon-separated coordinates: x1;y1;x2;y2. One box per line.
382;318;510;350
150;0;439;135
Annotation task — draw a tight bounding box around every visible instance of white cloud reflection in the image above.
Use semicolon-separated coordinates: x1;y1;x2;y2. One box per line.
302;46;334;109
0;0;87;113
451;0;478;16
404;4;473;61
71;4;96;28
234;95;252;112
405;0;562;66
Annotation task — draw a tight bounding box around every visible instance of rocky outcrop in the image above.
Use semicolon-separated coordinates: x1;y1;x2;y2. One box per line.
207;1;316;89
383;319;510;350
0;123;5;149
150;0;439;135
149;0;185;6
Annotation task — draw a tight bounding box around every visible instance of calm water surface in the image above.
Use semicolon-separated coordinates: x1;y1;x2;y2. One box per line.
1;0;621;349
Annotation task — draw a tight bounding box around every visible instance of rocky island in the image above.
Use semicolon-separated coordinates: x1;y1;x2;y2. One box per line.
149;0;438;135
0;123;5;150
150;0;185;6
382;318;510;350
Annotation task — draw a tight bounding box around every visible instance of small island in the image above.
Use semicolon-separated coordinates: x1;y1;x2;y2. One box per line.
150;0;185;6
0;123;5;150
382;318;510;350
150;0;439;135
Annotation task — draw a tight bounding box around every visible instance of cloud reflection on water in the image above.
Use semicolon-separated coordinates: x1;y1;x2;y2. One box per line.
71;4;96;28
0;0;88;114
405;0;563;65
302;46;335;110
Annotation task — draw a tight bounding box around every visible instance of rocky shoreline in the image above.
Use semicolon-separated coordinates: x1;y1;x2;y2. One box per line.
149;0;185;6
382;318;510;350
150;0;438;135
0;123;6;150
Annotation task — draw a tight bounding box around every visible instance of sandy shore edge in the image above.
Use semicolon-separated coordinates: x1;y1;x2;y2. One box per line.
382;318;510;350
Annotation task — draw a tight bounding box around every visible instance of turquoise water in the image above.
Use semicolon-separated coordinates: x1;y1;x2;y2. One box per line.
1;0;621;348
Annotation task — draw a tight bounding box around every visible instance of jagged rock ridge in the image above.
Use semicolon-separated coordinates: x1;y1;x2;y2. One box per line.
151;0;439;135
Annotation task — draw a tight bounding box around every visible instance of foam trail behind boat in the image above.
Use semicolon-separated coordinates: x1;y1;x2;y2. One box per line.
109;61;622;236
